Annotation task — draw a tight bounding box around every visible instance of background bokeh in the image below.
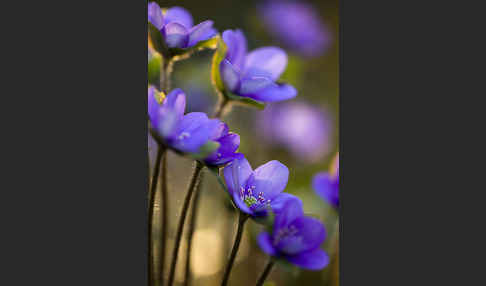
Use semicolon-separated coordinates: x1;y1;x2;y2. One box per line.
149;0;339;285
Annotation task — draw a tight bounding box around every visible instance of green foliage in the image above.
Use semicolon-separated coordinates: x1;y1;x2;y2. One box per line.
210;35;228;92
148;50;162;86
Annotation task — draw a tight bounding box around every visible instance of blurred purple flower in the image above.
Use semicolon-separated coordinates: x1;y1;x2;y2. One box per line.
259;101;333;162
257;197;329;270
220;29;297;102
313;153;339;208
223;156;292;217
148;2;217;49
258;0;331;58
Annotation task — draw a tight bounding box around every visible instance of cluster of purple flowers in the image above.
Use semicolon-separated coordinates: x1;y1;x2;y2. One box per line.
147;2;336;281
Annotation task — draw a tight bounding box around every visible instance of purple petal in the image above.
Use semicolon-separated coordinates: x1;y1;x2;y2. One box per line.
208;121;228;141
188;20;216;47
286;249;329;270
148;86;160;127
222;29;247;69
170;112;210;153
270;193;302;217
313;172;339;208
273;196;304;231
205;133;240;165
163;88;186;118
244;47;287;81
162;22;189;48
223;156;253;196
238;76;273;96
163;6;193;29
246;160;289;201
257;232;277;256
278;217;326;254
148;2;164;30
249;83;297;102
220;59;241;92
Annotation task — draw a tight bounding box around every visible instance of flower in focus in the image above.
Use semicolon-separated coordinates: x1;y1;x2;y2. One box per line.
258;101;333;162
148;86;219;154
257;197;329;270
203;122;242;166
219;29;297;102
223;156;291;217
148;2;217;49
258;0;331;58
313;153;339;208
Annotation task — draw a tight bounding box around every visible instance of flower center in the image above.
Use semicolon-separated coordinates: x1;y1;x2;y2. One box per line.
273;225;299;246
239;186;270;208
178;132;191;140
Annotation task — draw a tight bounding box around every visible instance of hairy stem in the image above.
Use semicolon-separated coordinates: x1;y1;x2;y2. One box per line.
161;59;174;93
221;211;249;286
183;171;205;286
213;97;230;118
148;146;165;286
255;258;275;286
156;153;169;286
167;162;204;286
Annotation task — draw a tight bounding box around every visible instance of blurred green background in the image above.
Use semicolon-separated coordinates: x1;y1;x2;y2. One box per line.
149;0;339;285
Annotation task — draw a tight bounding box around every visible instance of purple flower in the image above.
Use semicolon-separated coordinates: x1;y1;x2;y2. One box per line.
258;0;331;58
257;197;329;270
219;29;297;102
223;156;291;217
148;2;217;49
313;154;339;208
203;122;242;166
148;86;218;154
148;86;241;164
258;101;333;162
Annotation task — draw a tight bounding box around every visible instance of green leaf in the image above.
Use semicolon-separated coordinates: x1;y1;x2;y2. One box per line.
210;35;228;93
191;141;220;160
148;50;162;86
225;92;266;110
148;23;169;58
263;282;276;286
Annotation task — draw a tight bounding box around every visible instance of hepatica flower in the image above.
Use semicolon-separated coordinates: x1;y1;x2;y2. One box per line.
257;197;329;270
258;101;333;162
313;154;339;208
148;86;240;164
219;29;297;102
148;2;217;49
258;0;331;58
223;156;290;217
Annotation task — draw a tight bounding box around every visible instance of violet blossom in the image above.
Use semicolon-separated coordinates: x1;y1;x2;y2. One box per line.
219;29;297;102
148;2;217;49
258;101;333;162
223;156;291;217
258;0;331;58
313;153;339;208
148;86;240;164
257;196;329;270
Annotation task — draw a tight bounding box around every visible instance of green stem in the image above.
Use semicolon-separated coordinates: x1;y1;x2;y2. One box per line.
183;171;205;286
255;258;275;286
161;59;173;93
148;146;165;286
221;211;249;286
167;162;204;286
